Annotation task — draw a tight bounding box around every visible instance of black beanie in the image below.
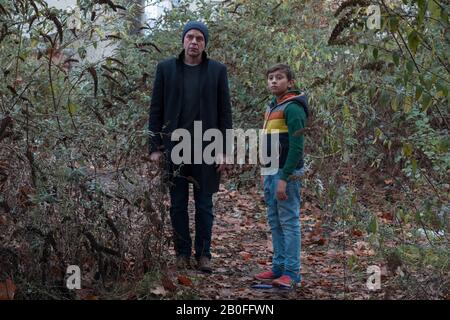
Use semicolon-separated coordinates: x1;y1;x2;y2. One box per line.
182;21;209;46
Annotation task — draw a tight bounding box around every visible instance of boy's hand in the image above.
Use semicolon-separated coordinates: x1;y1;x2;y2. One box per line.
276;180;288;201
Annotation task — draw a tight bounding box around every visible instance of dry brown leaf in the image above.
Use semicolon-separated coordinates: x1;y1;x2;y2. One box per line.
239;251;252;261
311;235;327;245
177;275;193;287
327;249;337;257
312;221;323;236
150;286;167;296
76;289;96;300
381;212;394;221
161;275;177;292
352;229;363;237
0;279;16;300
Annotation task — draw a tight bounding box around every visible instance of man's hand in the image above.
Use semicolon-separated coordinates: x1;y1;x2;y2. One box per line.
150;151;163;163
276;180;288;201
215;153;228;173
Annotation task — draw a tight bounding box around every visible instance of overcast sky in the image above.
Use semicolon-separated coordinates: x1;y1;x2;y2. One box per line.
45;0;77;10
44;0;164;21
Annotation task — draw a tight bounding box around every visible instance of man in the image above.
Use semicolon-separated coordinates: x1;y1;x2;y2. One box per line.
148;21;232;273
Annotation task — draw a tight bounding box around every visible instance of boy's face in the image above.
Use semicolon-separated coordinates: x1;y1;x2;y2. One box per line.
267;70;294;97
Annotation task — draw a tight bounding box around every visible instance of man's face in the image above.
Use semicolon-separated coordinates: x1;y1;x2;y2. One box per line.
183;29;205;59
267;70;293;96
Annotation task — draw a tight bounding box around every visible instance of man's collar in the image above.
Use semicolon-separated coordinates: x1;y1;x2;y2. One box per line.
177;50;208;64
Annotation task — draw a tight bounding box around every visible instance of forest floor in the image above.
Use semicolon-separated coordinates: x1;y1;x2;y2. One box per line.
2;165;445;300
128;180;405;300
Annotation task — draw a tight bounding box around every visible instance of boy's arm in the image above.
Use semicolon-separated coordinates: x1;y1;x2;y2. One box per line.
280;103;307;181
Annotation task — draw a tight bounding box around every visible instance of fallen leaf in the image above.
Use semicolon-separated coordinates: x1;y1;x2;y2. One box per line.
354;241;369;251
352;229;363;237
237;276;254;282
239;251;251;261
381;212;394;221
177;275;193;287
76;289;97;300
161;276;177;292
150;286;167;296
220;289;232;297
312;235;327;245
303;202;312;211
327;249;337;257
312;221;323;236
267;239;273;252
0;279;16;300
345;250;354;256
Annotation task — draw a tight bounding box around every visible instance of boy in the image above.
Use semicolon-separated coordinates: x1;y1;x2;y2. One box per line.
255;64;308;288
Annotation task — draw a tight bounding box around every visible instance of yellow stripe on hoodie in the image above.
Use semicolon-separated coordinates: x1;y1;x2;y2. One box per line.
264;119;289;133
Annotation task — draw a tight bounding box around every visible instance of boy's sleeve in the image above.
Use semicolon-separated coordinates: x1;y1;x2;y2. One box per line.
280;103;307;181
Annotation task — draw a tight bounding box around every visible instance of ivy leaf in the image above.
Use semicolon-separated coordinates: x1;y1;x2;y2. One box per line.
403;96;413;113
402;143;413;157
392;52;400;66
87;66;98;97
368;215;378;234
379;90;390;107
406;60;414;75
68;103;77;115
411;159;417;177
417;0;426;26
441;8;449;24
420;93;432;112
373;47;378;59
388;16;399;32
415;86;423;100
424;77;433;91
428;0;441;21
437;138;450;154
391;93;401;111
407;30;420;54
436;82;448;98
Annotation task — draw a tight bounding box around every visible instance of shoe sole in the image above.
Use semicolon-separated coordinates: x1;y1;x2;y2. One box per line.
254;276;277;281
198;266;212;273
272;281;299;289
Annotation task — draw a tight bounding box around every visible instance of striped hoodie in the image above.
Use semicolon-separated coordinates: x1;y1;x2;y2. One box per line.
262;90;308;181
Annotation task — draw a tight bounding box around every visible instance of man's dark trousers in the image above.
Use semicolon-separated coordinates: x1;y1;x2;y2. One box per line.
169;165;213;259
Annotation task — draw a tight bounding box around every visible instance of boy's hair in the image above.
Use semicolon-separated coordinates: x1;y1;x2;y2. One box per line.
266;64;295;81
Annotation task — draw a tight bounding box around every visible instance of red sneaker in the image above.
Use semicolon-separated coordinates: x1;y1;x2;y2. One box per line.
254;270;278;281
272;275;295;288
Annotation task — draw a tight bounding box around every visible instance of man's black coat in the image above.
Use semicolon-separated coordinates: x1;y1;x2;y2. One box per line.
149;50;233;193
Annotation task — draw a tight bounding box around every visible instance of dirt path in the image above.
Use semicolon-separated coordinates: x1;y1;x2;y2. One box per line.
162;184;385;300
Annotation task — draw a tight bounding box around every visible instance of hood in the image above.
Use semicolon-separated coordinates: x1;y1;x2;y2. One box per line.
270;90;309;117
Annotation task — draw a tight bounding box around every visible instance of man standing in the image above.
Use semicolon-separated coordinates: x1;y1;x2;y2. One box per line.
148;21;232;273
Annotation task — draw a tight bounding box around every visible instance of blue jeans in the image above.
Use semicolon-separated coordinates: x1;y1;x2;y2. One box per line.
263;168;303;282
169;169;214;260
